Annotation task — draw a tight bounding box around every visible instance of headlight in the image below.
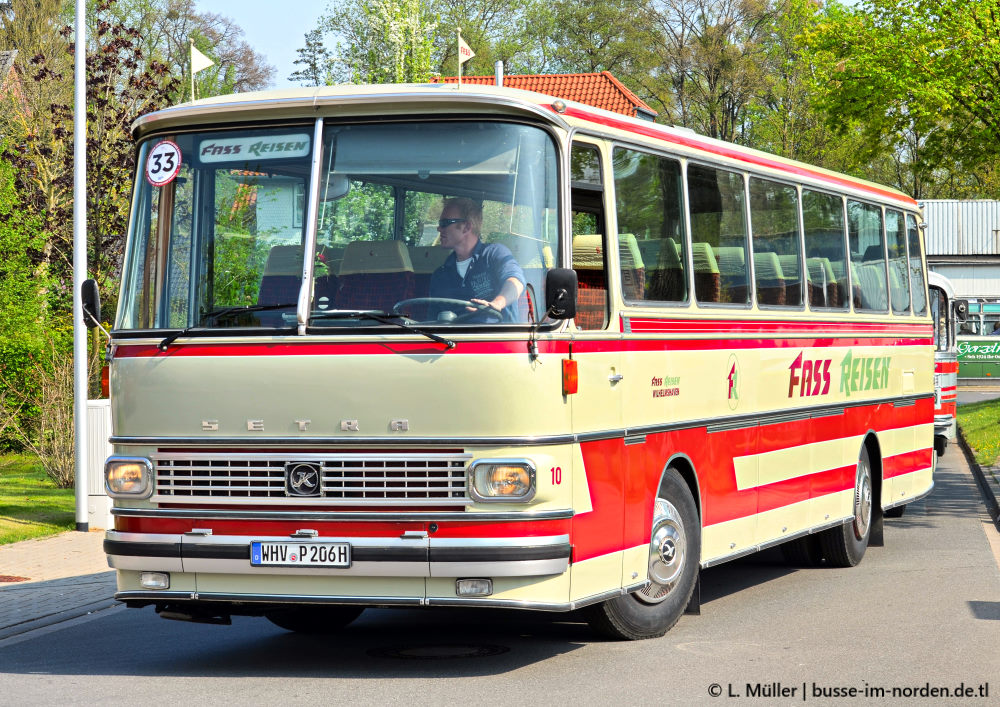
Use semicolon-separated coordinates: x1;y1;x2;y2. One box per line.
105;457;153;498
469;459;536;503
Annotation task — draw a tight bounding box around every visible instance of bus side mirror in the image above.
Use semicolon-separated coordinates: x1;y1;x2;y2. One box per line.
545;268;577;320
81;279;101;329
954;299;968;322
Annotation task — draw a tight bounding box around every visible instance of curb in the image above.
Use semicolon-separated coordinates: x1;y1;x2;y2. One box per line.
0;597;119;641
956;426;1000;529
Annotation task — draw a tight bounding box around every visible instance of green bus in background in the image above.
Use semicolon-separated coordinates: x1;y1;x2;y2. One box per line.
957;300;1000;381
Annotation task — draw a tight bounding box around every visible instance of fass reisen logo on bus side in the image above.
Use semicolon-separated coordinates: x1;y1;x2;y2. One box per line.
787;349;892;399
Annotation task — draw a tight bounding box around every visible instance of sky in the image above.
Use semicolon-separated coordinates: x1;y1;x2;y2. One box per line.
196;0;326;89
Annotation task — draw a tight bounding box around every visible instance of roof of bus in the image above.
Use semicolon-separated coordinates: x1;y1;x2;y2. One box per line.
135;83;917;210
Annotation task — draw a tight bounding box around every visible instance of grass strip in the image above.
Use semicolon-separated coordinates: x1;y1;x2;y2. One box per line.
0;454;76;545
957;398;1000;467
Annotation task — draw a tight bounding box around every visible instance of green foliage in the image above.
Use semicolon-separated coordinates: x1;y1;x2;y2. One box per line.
0;454;76;545
958;399;1000;467
804;0;1000;198
323;0;438;84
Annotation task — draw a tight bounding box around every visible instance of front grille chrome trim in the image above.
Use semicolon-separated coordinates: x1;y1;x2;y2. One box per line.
152;451;472;505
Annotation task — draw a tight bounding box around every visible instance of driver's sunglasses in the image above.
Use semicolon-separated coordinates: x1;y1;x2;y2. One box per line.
438;218;466;228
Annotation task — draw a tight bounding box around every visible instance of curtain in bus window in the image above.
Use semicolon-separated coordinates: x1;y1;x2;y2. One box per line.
847;201;888;312
613;147;687;303
885;209;911;315
688;164;749;305
801;189;848;309
749;178;803;307
906;214;928;315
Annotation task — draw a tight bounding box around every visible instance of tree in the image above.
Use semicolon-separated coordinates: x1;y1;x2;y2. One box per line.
289;28;333;86
804;0;1000;198
322;0;437;84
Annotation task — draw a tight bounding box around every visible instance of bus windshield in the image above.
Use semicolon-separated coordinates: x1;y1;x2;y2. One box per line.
117;121;560;331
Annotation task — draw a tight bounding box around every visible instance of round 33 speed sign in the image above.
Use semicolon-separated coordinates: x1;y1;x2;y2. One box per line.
145;140;182;186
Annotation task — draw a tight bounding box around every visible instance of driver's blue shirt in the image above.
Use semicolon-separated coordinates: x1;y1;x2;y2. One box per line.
429;240;526;322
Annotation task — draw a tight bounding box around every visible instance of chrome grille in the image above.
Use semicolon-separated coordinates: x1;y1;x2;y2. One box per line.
153;452;471;505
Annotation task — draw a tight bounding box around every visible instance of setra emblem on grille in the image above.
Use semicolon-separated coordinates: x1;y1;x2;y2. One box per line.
285;462;321;497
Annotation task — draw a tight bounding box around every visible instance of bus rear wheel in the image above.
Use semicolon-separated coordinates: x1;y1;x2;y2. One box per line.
583;470;700;640
819;445;873;567
265;605;365;633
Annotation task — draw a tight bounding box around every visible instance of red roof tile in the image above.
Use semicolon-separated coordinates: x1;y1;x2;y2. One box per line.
431;71;656;119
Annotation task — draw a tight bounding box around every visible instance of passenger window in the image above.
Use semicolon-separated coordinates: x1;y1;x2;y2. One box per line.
886;209;910;314
749;177;803;307
571;143;609;330
613;147;686;303
801;189;848;309
847;201;888;312
688;164;749;306
907;214;927;315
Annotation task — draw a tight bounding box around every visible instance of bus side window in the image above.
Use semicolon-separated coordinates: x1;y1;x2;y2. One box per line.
802;188;849;309
571;143;608;330
613;146;687;304
906;214;927;315
688;164;748;305
847;200;888;312
886;209;910;315
749;177;803;307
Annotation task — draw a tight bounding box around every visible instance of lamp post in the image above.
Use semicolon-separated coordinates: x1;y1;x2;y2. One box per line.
73;0;88;532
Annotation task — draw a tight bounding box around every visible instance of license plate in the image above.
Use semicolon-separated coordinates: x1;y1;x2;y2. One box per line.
251;541;351;568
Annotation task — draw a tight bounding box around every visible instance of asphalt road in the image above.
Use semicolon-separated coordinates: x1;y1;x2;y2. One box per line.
1;448;998;705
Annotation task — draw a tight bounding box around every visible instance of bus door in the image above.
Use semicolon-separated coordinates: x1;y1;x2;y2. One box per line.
567;140;627;590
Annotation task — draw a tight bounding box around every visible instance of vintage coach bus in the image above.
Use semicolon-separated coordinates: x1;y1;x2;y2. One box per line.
95;83;934;640
926;272;966;464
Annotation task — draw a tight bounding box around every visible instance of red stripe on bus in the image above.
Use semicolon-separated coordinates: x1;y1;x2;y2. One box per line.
114;336;932;358
556;105;918;207
935;361;959;373
114;515;572;539
572;397;932;560
626;318;931;335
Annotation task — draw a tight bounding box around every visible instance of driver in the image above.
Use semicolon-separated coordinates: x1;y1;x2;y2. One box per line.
429;197;525;322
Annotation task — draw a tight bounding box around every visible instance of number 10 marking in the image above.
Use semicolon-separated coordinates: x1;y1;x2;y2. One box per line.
550;466;562;484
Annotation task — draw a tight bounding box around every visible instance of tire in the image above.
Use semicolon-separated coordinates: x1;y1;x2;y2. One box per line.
265;605;365;633
780;534;824;567
883;504;906;518
583;469;700;640
819;445;873;567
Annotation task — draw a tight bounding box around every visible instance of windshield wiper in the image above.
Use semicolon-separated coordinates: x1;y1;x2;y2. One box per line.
158;303;297;351
309;309;455;349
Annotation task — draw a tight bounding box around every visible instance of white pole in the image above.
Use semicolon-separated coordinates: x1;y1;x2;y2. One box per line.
457;28;462;89
73;0;89;532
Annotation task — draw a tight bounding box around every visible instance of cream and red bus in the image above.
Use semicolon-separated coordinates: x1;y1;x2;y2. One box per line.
926;272;966;464
95;83;934;640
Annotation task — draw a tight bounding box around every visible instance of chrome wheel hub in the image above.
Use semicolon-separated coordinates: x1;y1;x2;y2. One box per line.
637;497;686;605
854;457;872;539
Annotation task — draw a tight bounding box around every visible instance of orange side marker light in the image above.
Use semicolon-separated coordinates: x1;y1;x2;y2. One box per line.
562;358;578;395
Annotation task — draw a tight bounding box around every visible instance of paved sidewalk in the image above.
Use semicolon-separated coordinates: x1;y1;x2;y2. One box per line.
0;530;116;640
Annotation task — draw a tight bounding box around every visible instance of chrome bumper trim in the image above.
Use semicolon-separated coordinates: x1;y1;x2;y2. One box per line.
105;531;571;578
111;507;575;522
115;580;651;613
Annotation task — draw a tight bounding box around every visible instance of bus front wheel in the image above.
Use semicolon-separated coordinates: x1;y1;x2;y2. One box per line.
583;469;700;640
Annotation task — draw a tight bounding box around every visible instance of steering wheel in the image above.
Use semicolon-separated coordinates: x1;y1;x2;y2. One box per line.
393;297;503;323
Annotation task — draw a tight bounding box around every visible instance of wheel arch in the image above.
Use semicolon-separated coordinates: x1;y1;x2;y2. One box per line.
660;452;701;520
863;429;884;513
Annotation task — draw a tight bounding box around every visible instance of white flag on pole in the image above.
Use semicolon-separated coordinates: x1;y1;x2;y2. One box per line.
191;44;214;74
458;35;475;64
